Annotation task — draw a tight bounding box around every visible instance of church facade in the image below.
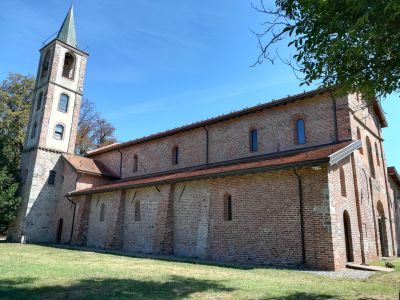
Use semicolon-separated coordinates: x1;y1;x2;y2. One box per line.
8;7;398;271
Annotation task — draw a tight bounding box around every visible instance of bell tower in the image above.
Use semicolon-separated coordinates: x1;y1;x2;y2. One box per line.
8;6;89;243
26;5;88;153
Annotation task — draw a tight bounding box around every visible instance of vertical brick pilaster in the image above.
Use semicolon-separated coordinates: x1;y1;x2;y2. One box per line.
71;195;91;246
153;184;175;254
106;190;126;250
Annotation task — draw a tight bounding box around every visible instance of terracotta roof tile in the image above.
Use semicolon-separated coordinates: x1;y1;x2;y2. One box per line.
69;141;352;196
62;154;120;179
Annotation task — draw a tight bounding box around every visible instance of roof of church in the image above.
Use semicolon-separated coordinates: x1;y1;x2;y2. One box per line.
62;154;119;179
86;87;387;157
388;166;400;186
68;140;357;196
57;5;77;48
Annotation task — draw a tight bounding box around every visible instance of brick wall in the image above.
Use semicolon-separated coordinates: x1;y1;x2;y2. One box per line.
90;92;345;179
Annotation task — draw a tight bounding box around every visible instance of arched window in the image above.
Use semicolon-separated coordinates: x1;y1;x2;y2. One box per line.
62;52;75;79
40;50;51;79
296;119;306;145
31;121;38;139
134;201;141;221
100;203;105;222
133;154;138;172
172;146;179;165
36;92;43;111
366;136;375;178
224;193;232;221
58;94;69;112
375;142;380;166
357;127;363;154
340;167;346;197
250;128;258;152
54;124;64;140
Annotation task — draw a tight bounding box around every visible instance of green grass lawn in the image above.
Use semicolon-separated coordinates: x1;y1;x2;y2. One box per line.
0;243;399;299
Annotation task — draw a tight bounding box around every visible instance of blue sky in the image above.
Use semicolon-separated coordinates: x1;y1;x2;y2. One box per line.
1;0;398;169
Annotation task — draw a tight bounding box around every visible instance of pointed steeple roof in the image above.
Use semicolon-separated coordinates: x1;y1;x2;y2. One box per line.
57;5;77;48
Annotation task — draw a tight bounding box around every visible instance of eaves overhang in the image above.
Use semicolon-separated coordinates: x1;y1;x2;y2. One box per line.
66;158;329;197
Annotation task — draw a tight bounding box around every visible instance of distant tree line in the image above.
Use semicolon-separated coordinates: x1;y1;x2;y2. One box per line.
0;73;116;234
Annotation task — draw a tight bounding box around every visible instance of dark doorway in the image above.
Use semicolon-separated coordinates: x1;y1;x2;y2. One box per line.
56;218;63;243
343;210;354;262
377;201;389;257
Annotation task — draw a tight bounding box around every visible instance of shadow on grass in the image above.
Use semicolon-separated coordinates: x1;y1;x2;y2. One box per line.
0;275;234;300
34;243;304;272
267;292;334;299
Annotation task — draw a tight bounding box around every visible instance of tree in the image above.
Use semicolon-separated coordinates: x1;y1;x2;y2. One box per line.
0;73;35;234
75;98;117;155
252;0;400;100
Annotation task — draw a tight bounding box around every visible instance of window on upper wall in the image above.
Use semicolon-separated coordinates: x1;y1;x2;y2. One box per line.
58;94;69;112
375;142;380;166
224;193;232;221
250;129;258;152
357;127;363;154
36;92;43;111
40;50;51;79
100;203;105;222
172;146;179;165
31;121;38;139
296;119;306;144
133;154;138;172
62;52;75;79
134;201;141;221
366;136;375;178
340;167;347;197
54;124;64;140
48;170;56;185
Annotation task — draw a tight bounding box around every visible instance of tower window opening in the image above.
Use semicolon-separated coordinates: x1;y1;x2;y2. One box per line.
62;52;75;79
54;124;64;140
58;94;69;113
40;50;51;79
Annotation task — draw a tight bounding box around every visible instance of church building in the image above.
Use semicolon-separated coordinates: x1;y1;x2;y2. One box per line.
9;7;398;271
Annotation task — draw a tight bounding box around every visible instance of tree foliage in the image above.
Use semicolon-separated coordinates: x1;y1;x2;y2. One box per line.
75;98;117;155
0;73;35;234
253;0;400;99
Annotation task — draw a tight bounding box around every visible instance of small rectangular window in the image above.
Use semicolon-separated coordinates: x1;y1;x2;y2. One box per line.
134;201;141;221
296;119;306;144
48;170;56;185
250;129;258;152
224;194;232;221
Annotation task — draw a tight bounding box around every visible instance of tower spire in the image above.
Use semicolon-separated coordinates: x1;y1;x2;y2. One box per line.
57;5;77;48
